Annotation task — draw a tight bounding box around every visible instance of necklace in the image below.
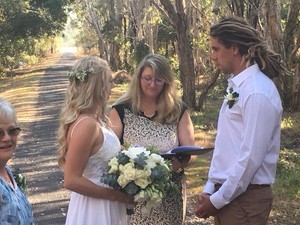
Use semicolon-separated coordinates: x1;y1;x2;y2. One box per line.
140;105;157;118
142;111;156;118
0;169;14;187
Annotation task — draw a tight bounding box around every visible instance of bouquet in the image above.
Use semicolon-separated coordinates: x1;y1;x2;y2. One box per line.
101;145;178;216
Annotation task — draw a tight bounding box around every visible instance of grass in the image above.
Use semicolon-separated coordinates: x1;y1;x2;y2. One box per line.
1;53;299;224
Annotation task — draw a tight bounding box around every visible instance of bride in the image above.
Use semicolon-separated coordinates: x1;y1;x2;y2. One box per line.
57;56;134;225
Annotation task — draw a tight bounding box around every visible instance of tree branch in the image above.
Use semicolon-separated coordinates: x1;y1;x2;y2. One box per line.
156;0;178;30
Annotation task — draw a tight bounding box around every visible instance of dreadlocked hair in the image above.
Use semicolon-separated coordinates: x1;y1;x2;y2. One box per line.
210;17;288;80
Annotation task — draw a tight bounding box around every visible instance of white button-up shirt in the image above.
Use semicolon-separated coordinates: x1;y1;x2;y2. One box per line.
203;64;283;209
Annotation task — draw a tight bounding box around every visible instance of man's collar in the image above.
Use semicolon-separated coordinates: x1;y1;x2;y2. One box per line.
229;64;260;87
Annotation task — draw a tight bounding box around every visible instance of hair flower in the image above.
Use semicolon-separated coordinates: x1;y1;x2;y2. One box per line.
67;68;94;81
224;87;239;109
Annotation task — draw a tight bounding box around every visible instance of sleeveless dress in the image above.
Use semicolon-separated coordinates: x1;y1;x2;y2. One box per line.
65;120;129;225
113;102;187;225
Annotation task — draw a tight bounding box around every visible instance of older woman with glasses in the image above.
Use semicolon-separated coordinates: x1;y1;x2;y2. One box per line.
0;98;34;224
109;54;196;225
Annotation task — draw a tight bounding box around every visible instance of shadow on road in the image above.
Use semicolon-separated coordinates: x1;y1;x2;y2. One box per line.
13;52;77;225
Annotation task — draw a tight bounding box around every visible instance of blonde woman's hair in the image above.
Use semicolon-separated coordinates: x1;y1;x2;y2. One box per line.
57;56;112;167
0;98;17;125
114;54;183;124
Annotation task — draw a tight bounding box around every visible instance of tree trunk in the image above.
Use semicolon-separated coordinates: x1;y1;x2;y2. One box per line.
86;0;107;59
176;22;196;107
284;0;300;66
291;63;300;110
196;71;220;111
262;0;286;60
108;0;122;70
158;0;196;108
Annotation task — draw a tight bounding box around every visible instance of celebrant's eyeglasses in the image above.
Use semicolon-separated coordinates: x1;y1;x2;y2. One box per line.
0;127;21;139
141;77;165;86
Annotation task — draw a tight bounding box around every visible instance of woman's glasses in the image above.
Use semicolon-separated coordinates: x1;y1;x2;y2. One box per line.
0;127;21;139
141;77;165;86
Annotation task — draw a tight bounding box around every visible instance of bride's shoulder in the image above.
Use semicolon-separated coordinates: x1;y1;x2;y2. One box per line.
70;115;100;134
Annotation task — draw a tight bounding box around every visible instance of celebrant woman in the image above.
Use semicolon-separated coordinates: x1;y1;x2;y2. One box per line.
109;54;196;225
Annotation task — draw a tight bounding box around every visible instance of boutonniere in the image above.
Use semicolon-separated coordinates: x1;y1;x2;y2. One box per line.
224;87;239;109
12;168;27;192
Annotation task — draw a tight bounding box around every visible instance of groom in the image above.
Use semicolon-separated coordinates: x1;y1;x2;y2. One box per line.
195;17;287;225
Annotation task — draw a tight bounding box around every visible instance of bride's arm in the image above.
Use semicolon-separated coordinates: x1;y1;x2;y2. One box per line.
64;117;134;204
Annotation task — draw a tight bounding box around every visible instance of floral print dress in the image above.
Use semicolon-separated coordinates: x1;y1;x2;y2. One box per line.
0;165;34;225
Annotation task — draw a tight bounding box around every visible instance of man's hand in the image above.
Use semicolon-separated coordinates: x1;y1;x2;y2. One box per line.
194;193;218;218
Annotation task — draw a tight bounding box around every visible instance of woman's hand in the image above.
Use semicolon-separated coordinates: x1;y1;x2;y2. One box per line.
115;190;135;205
171;156;184;172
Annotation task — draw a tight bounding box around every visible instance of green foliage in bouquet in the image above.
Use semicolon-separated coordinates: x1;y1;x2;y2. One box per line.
101;145;178;215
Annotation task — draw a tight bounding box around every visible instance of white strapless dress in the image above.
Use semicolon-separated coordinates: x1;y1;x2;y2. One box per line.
65;127;129;225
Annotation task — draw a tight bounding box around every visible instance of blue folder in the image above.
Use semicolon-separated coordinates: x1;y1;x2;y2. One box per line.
160;146;214;160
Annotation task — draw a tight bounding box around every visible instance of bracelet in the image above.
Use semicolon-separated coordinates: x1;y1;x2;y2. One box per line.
175;164;183;173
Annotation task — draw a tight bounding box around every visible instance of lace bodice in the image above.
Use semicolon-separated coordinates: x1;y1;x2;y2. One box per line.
83;126;121;185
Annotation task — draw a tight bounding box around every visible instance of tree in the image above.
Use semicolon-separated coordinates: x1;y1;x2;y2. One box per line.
283;0;300;110
0;0;73;73
153;0;196;107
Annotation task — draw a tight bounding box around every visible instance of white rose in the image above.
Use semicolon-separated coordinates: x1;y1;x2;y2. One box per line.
134;169;144;178
142;169;151;179
124;168;136;180
117;174;130;187
134;177;150;189
150;153;164;164
108;164;119;173
145;157;157;169
119;162;134;173
126;146;150;160
108;157;119;167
